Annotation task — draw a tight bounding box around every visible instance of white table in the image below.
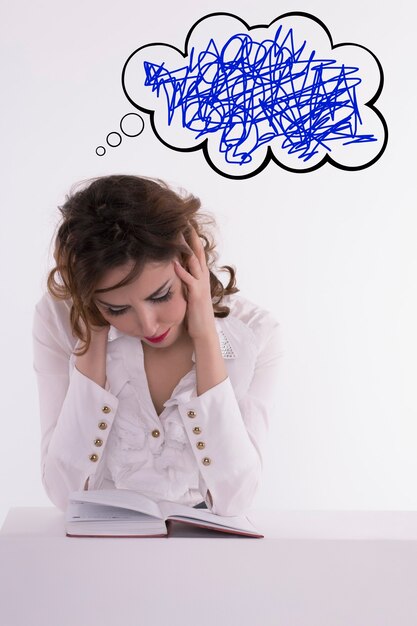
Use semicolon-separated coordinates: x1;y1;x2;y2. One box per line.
1;508;417;626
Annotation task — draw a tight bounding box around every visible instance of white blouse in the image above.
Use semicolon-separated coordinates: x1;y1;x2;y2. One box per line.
33;291;282;516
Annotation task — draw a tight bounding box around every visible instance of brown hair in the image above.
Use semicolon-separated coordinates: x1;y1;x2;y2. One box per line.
48;175;238;354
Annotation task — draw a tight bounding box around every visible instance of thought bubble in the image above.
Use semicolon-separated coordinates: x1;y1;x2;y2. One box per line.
122;12;387;178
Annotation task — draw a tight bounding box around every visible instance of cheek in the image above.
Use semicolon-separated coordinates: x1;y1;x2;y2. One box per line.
99;310;131;330
169;292;187;320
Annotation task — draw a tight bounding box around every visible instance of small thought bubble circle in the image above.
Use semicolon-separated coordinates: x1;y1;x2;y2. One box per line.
120;113;144;137
106;132;122;147
96;146;106;157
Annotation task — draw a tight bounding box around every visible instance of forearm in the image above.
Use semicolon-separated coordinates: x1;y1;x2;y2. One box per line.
177;376;263;515
178;316;282;516
34;296;117;510
193;329;228;396
38;365;119;510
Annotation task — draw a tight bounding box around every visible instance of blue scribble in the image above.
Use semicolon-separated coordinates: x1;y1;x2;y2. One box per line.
143;26;376;165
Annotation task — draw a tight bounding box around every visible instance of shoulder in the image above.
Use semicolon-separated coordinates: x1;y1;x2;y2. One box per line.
223;292;280;339
34;291;72;327
217;292;282;358
33;292;76;353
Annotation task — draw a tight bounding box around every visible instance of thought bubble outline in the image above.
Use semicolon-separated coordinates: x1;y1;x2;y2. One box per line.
122;11;388;179
107;132;122;147
120;112;145;137
95;113;145;156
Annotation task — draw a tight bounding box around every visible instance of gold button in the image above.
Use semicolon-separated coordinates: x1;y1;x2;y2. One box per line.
196;441;205;450
193;426;201;435
89;454;99;462
187;410;197;418
102;405;111;414
98;421;108;430
202;457;211;466
94;439;103;447
151;429;160;438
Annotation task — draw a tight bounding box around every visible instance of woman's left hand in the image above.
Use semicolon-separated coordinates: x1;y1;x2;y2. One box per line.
174;226;217;341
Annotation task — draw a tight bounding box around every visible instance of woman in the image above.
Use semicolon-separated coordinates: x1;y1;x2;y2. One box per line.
33;175;281;516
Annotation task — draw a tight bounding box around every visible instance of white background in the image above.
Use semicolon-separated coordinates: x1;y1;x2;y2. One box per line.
1;0;416;527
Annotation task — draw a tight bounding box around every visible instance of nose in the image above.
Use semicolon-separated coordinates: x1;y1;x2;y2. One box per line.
134;305;159;338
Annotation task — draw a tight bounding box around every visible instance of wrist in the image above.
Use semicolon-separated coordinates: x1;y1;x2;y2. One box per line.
89;323;110;340
191;325;218;347
193;330;227;396
188;307;217;341
192;329;223;363
75;327;108;388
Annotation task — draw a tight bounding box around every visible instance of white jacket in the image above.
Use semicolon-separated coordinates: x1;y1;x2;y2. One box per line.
33;291;282;516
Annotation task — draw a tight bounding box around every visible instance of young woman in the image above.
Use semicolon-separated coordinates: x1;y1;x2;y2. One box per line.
33;175;281;516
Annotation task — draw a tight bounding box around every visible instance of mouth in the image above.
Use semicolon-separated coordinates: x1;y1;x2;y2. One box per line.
144;328;171;344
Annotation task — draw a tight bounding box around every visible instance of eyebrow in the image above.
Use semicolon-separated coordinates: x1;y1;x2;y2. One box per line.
96;280;171;308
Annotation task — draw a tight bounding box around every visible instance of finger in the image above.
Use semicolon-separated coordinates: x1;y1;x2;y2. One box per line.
178;231;193;255
189;249;206;278
179;253;203;279
188;226;207;268
178;228;203;273
174;259;195;285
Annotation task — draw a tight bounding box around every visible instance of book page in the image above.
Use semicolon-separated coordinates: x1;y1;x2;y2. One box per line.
67;501;160;524
68;489;162;519
159;500;258;534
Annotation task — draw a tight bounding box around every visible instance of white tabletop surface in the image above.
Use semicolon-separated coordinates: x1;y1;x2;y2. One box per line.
1;508;417;626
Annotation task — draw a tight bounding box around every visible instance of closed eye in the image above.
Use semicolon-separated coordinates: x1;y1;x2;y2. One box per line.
149;289;173;304
104;289;173;317
106;306;129;317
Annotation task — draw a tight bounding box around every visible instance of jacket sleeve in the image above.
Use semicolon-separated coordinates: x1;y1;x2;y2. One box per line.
175;316;282;516
32;295;119;511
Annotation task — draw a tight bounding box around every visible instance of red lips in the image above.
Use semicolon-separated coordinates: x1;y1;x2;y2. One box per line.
144;328;171;344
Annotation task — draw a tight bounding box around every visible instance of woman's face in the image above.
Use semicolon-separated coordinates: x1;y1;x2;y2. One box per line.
94;259;188;349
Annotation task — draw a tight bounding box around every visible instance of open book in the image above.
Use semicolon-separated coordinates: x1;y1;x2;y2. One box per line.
66;489;263;538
